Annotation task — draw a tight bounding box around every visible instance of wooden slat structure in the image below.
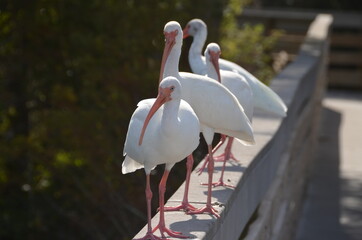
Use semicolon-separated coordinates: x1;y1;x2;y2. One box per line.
239;8;362;89
133;14;332;240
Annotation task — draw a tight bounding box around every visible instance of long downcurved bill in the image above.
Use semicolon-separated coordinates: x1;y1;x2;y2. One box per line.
159;30;177;83
138;90;169;146
209;51;222;83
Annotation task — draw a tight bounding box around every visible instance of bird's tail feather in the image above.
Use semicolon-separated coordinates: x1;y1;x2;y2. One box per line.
252;80;287;117
122;156;144;174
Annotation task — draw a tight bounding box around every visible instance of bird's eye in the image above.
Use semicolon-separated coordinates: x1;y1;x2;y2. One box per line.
170;86;175;91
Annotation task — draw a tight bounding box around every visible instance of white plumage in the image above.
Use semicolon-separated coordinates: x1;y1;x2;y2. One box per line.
122;76;200;239
161;22;254;145
204;43;254;122
199;42;254;187
123;78;200;174
159;21;254;217
183;18;287;117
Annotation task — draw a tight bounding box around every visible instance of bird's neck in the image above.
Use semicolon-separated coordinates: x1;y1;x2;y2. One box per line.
161;99;180;134
163;44;181;79
206;61;219;82
189;31;207;73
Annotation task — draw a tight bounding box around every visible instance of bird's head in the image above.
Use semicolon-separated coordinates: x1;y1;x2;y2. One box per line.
159;21;182;82
158;76;182;101
139;77;181;145
205;43;221;83
183;18;207;39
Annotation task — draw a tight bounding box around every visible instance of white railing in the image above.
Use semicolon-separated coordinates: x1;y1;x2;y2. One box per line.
133;14;333;240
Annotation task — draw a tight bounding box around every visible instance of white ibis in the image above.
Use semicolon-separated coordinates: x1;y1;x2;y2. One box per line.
122;76;200;239
160;21;255;217
183;18;287;117
196;43;254;188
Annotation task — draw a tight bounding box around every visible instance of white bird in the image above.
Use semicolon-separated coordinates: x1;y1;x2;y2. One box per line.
122;76;200;239
183;18;287;117
160;21;255;218
197;42;254;188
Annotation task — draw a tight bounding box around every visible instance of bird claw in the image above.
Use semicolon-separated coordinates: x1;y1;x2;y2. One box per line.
214;152;239;162
164;202;198;212
133;231;163;240
213;153;226;162
196;167;204;175
152;224;189;239
196;158;209;175
187;205;220;218
211;180;235;188
200;180;235;188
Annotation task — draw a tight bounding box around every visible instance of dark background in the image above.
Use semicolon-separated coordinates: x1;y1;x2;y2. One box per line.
1;0;361;239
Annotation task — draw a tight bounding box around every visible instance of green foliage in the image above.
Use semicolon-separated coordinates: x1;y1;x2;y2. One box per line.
220;0;283;83
0;0;225;239
260;0;362;11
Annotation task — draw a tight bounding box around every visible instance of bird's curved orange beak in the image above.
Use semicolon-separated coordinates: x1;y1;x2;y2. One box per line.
139;87;172;145
209;50;222;83
182;25;190;39
159;30;178;83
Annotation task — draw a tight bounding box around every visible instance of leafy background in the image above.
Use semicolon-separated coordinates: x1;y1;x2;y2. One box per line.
0;1;226;239
2;0;357;239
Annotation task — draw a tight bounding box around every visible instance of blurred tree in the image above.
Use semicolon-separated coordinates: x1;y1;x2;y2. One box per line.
0;0;226;239
0;0;288;239
220;0;283;83
259;0;362;11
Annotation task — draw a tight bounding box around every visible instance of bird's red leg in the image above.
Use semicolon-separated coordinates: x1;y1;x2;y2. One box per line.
196;135;227;175
164;155;197;212
152;170;189;239
214;137;239;162
188;145;220;218
134;174;163;240
210;137;236;188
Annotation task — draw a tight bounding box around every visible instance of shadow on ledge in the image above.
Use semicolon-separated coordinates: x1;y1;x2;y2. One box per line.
295;106;350;240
